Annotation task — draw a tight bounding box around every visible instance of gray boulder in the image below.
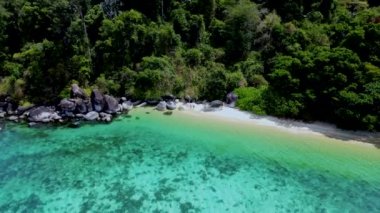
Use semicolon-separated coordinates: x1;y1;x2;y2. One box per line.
156;101;167;111
8;116;18;122
104;95;119;114
91;90;105;112
28;107;54;122
59;99;76;112
210;100;223;108
84;111;99;121
166;101;176;110
122;101;133;111
71;84;87;99
0;112;5;118
226;92;238;106
74;99;87;114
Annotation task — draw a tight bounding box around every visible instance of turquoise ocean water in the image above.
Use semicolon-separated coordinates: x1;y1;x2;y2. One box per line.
0;108;380;212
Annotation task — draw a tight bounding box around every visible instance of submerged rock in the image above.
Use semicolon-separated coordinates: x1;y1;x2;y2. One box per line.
69;121;81;128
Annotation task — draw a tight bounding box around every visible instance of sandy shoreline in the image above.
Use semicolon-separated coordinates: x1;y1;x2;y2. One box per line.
174;103;380;148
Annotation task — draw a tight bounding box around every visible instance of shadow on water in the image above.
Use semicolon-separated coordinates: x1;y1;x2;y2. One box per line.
248;114;380;148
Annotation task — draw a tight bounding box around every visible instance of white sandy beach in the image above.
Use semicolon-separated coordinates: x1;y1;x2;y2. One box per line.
175;102;380;147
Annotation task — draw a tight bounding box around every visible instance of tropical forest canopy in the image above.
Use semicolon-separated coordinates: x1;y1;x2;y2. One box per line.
0;0;379;131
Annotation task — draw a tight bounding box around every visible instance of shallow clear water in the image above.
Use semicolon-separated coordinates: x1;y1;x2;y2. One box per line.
1;108;380;212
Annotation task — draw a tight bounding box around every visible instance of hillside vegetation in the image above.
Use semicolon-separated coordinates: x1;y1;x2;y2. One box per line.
0;0;379;130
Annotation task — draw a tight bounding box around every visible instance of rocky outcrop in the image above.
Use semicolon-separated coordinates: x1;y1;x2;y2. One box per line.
91;90;105;112
28;107;55;122
74;99;87;114
59;99;76;112
104;95;120;114
162;94;175;102
226;92;238;105
71;84;87;99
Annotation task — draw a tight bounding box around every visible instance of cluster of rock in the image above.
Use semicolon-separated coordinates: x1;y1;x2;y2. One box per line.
0;87;238;128
0;84;134;127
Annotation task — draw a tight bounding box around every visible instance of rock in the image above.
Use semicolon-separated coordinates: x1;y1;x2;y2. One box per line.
156;101;167;111
8;116;18;122
122;101;133;111
226;92;238;106
85;100;93;112
166;101;176;110
28;107;54;122
99;112;112;122
62;111;75;118
121;97;127;102
16;105;34;115
132;100;142;106
51;113;62;120
6;102;15;115
163;111;173;116
178;106;185;111
162;94;175;102
0;101;7;109
91;89;105;112
73;99;87;114
184;95;192;103
76;114;84;118
69;121;81;128
71;84;87;99
84;111;99;121
59;99;76;112
28;122;38;127
210;100;224;108
0;112;5;118
104;95;119;114
136;102;147;108
146;100;160;106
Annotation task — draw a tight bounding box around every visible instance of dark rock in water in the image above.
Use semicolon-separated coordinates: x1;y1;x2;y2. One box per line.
74;99;87;114
162;94;175;102
69;121;81;128
71;84;87;99
0;101;7;109
28;106;54;122
84;111;99;121
156;101;167;111
210;100;224;108
226;92;238;106
146;100;160;106
91;89;105;112
166;101;176;110
104;95;119;114
164;111;173;116
59;99;76;112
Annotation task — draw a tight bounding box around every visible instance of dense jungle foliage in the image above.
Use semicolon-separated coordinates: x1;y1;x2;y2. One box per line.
0;0;379;130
